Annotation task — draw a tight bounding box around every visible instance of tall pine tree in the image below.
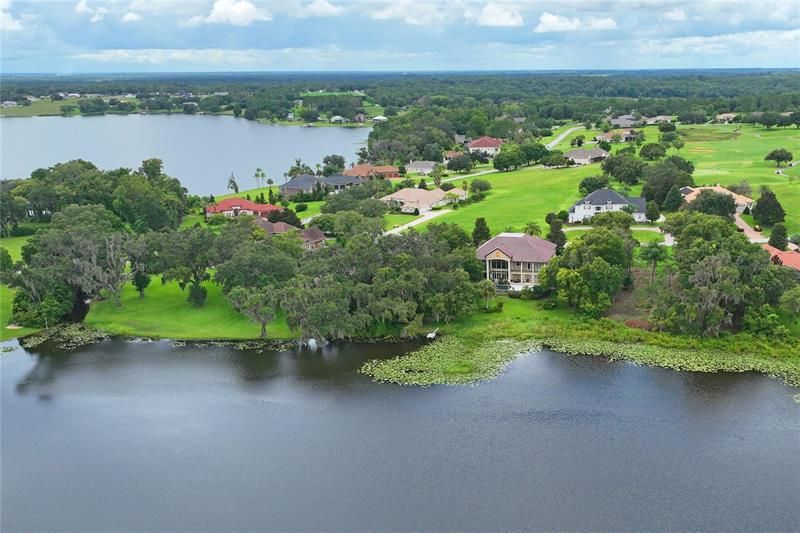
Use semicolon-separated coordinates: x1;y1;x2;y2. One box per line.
768;223;788;250
661;185;683;212
752;188;786;226
472;217;491;247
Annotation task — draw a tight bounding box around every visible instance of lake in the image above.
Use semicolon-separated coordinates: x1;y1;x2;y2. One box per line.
2;339;798;532
0;115;370;194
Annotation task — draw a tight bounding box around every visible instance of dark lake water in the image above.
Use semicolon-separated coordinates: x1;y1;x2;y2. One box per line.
0;115;370;194
2;339;798;532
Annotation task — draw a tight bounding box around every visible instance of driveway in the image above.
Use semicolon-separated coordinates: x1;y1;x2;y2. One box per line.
385;209;451;235
441;168;497;184
546;126;584;150
734;213;768;243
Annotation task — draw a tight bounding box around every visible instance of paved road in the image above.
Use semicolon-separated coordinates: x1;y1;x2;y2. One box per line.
441;168;497;184
734;213;769;243
301;213;320;225
385;209;451;235
775;160;798;177
546;126;584;150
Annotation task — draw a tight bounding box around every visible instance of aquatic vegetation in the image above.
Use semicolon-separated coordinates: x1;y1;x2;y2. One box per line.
19;324;109;351
541;337;800;387
360;337;542;386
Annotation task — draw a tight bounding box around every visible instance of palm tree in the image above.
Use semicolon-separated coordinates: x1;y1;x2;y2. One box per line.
266;177;274;190
640;241;668;284
523;221;542;237
253;167;265;189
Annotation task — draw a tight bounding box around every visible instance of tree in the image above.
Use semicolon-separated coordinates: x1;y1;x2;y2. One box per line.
671;138;685;151
253;168;265;189
639;143;667;160
764;148;793;167
477;279;496;310
431;164;444;188
546;219;567;255
322;154;346;176
687;190;736;219
645;200;660;223
227;286;278;338
752;188;785;226
523;221;542;237
159;226;216;306
472;217;491;247
780;286;800;318
469;178;492;194
601;154;646;185
640;241;667;283
662;185;684;212
447;154;473;173
227;173;239;194
578;175;609;196
768;223;788;250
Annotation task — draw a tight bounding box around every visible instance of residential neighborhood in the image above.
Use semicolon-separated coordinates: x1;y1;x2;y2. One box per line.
343;163;400;179
204;197;281;219
565;147;609;165
680;185;754;212
380;186;466;214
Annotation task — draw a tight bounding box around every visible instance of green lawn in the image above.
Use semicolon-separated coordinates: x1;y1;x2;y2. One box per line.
566;228;665;243
0;98;80;117
384;213;420;230
0;235;30;261
0;285;38;341
418;165;598;233
85;276;294;340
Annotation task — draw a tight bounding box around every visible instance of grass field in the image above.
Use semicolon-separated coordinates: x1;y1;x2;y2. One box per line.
0;235;30;261
566;228;665;243
85;276;294;340
384;213;420;229
0;98;80;117
419;165;596;232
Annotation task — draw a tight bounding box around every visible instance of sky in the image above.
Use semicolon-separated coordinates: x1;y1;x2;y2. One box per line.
1;0;799;73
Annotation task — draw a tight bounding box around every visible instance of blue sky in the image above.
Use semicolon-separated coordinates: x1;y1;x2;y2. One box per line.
1;0;799;72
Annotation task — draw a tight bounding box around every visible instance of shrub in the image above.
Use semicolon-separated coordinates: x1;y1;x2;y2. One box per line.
789;234;800;245
440;182;455;191
294;203;308;213
543;299;557;310
206;214;228;226
188;283;207;307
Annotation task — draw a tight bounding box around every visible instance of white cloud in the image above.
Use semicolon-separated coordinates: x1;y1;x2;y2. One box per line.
1;0;23;31
121;11;142;22
533;12;581;32
367;1;449;25
639;28;800;56
476;2;524;27
533;11;617;32
74;0;108;23
300;0;343;17
663;8;686;21
185;0;272;27
585;16;617;30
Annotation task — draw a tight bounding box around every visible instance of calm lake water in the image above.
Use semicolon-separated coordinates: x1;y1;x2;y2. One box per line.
0;115;370;194
2;339;798;532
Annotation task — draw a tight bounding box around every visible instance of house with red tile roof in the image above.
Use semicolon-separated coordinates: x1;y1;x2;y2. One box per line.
762;244;800;275
467;136;503;156
205;198;281;219
476;233;556;288
681;185;754;213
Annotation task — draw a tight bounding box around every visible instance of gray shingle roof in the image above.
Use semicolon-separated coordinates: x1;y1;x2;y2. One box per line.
565;148;608;159
325;174;363;186
573;188;645;212
280;174;322;191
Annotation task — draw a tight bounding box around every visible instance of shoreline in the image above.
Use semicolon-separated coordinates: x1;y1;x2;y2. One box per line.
9;324;799;388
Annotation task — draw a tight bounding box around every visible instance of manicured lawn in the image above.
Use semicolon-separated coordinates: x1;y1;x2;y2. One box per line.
418;165;597;232
551;126;600;152
0;98;80;117
566;228;665;243
384;213;420;230
0;235;30;261
86;276;295;340
0;285;38;341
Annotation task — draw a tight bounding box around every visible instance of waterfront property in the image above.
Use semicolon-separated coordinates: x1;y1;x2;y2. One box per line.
343;163;400;179
279;173;364;198
564;147;608;165
205;197;281;219
680;185;754;212
568;188;647;223
467;136;503;156
380;187;466;214
475;232;556;289
405;160;438;175
254;219;326;250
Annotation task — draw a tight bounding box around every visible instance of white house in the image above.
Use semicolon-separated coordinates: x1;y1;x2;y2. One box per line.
568;188;647;223
467;136;503;156
372;115;388;123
